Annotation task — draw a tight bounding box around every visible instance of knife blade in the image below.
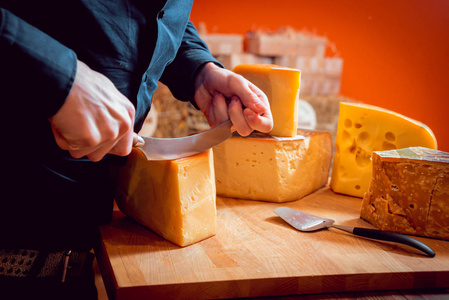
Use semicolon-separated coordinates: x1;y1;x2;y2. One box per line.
134;119;232;160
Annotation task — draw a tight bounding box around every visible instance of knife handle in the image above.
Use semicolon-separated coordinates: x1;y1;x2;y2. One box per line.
352;227;435;257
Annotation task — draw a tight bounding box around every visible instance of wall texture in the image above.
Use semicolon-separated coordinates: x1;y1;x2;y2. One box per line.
190;0;449;151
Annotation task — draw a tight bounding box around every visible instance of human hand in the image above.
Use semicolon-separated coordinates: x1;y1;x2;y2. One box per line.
194;62;273;136
48;60;136;162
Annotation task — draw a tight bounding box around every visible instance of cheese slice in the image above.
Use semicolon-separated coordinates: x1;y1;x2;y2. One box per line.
360;147;449;240
330;102;437;198
213;129;332;202
113;149;216;247
232;64;301;137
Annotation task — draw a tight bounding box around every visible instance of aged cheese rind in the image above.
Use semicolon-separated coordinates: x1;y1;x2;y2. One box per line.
232;64;300;137
113;149;216;247
360;147;449;240
213;129;332;202
331;102;437;198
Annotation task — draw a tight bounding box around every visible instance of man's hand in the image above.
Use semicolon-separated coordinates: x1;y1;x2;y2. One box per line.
194;62;273;136
48;60;136;162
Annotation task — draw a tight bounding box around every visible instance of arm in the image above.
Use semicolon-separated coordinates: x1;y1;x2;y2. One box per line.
159;21;272;136
1;8;136;161
0;8;76;118
159;21;220;104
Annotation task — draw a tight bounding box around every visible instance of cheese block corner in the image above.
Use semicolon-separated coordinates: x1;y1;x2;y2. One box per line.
360;147;449;240
213;129;332;202
232;64;301;137
112;148;216;247
330;102;437;198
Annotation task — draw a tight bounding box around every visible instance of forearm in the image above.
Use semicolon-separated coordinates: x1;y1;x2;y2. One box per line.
159;21;223;104
0;8;77;119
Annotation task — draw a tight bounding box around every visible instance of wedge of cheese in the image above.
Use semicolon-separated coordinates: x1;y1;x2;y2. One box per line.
113;149;216;247
361;147;449;240
213;129;332;202
232;64;301;137
330;102;437;198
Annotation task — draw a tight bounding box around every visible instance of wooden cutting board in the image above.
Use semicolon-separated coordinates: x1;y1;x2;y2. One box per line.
95;187;449;300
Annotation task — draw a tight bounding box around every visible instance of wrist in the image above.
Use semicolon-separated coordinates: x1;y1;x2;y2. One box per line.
194;62;220;91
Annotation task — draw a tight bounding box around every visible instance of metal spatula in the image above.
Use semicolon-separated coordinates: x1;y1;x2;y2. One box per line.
274;207;435;257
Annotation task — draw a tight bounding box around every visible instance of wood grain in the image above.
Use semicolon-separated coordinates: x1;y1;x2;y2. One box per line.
95;187;449;300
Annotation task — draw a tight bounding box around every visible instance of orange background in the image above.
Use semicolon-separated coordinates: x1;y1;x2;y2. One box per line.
190;0;449;152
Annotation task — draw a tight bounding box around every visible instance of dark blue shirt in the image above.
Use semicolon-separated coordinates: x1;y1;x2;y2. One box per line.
0;0;220;250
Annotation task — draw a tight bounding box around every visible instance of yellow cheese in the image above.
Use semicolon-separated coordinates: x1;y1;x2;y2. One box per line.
232;64;301;137
113;149;216;247
213;129;332;202
360;147;449;240
330;102;437;198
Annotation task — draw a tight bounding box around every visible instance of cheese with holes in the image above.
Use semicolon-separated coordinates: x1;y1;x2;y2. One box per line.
361;147;449;240
213;129;332;202
113;149;216;247
330;102;437;198
232;64;300;137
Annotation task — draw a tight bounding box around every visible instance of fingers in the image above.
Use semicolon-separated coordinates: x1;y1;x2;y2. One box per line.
242;83;273;133
244;107;272;132
52;118;135;162
105;128;134;158
210;92;229;127
224;75;268;112
51;126;72;151
86;137;131;162
226;81;273;135
68;132;134;162
224;75;273;134
49;59;138;162
243;87;273;133
228;97;253;136
193;65;273;135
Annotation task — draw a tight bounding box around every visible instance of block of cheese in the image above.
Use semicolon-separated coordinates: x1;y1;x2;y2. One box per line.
113;148;216;247
361;147;449;240
330;102;437;198
232;64;301;137
213;129;332;202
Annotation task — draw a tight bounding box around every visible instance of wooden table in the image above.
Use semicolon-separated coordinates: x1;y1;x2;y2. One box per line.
95;187;449;299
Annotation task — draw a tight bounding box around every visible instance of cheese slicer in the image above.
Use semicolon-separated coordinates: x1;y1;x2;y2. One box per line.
274;207;435;257
133;119;232;161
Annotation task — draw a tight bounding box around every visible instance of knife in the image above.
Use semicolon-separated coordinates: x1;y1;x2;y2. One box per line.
274;207;435;257
133;119;232;160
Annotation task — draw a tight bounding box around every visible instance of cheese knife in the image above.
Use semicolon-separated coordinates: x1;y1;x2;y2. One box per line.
274;207;435;257
133;119;232;160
